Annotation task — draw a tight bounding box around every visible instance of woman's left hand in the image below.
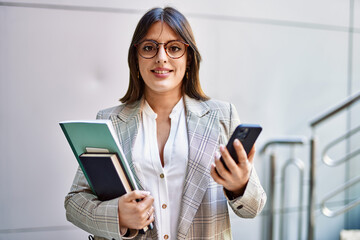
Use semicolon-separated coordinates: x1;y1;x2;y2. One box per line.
210;139;255;198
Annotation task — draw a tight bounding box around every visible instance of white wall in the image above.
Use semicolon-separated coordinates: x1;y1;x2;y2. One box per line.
0;1;359;239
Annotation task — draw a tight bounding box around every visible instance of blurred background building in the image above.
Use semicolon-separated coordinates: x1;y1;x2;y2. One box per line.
0;0;359;239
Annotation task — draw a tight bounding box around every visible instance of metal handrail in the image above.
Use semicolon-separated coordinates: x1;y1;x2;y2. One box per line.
322;125;360;167
260;137;307;154
321;175;360;217
310;91;360;128
308;91;360;240
260;138;306;240
279;158;304;240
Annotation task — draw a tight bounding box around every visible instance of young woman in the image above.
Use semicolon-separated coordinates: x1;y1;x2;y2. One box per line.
65;7;266;240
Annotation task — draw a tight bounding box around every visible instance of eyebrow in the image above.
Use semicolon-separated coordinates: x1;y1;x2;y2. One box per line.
142;39;183;43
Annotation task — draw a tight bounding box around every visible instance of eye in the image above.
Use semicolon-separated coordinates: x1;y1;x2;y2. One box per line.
167;44;182;53
139;41;157;53
142;45;155;52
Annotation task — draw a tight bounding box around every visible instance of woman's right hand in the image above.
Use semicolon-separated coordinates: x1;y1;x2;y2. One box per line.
118;190;155;230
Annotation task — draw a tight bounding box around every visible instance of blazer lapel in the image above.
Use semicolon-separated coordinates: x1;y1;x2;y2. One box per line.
109;100;145;190
177;96;220;239
110;100;160;240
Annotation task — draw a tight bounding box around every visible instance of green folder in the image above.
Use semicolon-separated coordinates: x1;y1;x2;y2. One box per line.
59;120;139;194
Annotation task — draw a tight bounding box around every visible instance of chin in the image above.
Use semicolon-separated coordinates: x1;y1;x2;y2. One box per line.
150;85;181;94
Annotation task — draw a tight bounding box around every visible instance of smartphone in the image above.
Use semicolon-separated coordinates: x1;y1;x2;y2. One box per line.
220;124;262;169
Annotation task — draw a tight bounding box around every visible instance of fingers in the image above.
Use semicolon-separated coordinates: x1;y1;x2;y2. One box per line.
118;191;155;229
247;146;255;163
123;190;150;202
213;141;247;178
141;205;154;221
211;140;256;195
233;139;248;165
140;202;155;229
214;148;231;177
148;206;155;218
143;214;155;229
218;145;238;173
144;206;155;224
141;194;155;210
120;190;154;218
210;163;226;186
132;196;154;229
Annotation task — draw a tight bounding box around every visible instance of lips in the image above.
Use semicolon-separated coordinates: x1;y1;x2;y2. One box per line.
151;68;173;78
153;70;171;74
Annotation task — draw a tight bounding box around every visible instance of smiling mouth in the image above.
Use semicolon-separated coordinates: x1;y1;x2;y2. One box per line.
151;70;173;74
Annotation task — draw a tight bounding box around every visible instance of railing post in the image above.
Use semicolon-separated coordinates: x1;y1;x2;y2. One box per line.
307;137;316;240
268;153;276;240
260;138;306;240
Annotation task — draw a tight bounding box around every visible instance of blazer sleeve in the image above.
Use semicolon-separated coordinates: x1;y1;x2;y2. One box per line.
225;103;267;218
64;111;138;240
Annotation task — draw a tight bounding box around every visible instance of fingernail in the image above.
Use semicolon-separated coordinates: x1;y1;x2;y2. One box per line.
215;151;221;159
234;139;240;146
219;145;225;152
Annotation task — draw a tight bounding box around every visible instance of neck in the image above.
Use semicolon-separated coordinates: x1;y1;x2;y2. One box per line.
145;90;182;116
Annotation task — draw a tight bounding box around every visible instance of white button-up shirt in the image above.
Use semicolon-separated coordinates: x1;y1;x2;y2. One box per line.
132;98;188;240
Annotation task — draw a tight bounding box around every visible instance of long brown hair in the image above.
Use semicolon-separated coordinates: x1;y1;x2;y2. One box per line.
120;7;209;103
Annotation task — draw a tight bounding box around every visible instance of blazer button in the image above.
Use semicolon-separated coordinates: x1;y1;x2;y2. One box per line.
237;205;243;209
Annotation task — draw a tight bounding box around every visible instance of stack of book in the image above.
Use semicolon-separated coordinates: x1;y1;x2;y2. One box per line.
60;120;153;233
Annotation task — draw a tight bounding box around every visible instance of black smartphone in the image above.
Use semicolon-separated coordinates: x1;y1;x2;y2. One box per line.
220;124;262;169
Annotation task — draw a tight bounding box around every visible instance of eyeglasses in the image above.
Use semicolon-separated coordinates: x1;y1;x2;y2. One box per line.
135;40;189;59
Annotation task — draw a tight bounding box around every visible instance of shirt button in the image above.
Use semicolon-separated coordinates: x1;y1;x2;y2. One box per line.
164;235;169;239
162;204;167;209
237;204;243;209
160;173;164;178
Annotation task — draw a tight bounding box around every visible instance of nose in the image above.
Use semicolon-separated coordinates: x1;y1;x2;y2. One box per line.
155;44;168;63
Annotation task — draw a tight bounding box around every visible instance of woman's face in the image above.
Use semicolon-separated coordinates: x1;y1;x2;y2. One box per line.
137;22;187;97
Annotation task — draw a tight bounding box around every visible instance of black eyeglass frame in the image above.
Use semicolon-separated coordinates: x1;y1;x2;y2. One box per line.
134;39;190;59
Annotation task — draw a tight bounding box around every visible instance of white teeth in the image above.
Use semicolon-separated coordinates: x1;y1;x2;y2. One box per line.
154;70;169;74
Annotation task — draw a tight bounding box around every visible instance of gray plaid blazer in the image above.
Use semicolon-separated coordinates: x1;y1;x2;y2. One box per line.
65;95;266;240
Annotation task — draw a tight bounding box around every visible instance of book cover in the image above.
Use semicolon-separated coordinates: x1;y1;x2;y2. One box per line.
79;153;132;201
59;120;138;194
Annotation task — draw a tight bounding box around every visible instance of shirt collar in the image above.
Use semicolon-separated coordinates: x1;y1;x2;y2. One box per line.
169;97;184;119
117;94;210;122
142;97;184;120
142;99;157;120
